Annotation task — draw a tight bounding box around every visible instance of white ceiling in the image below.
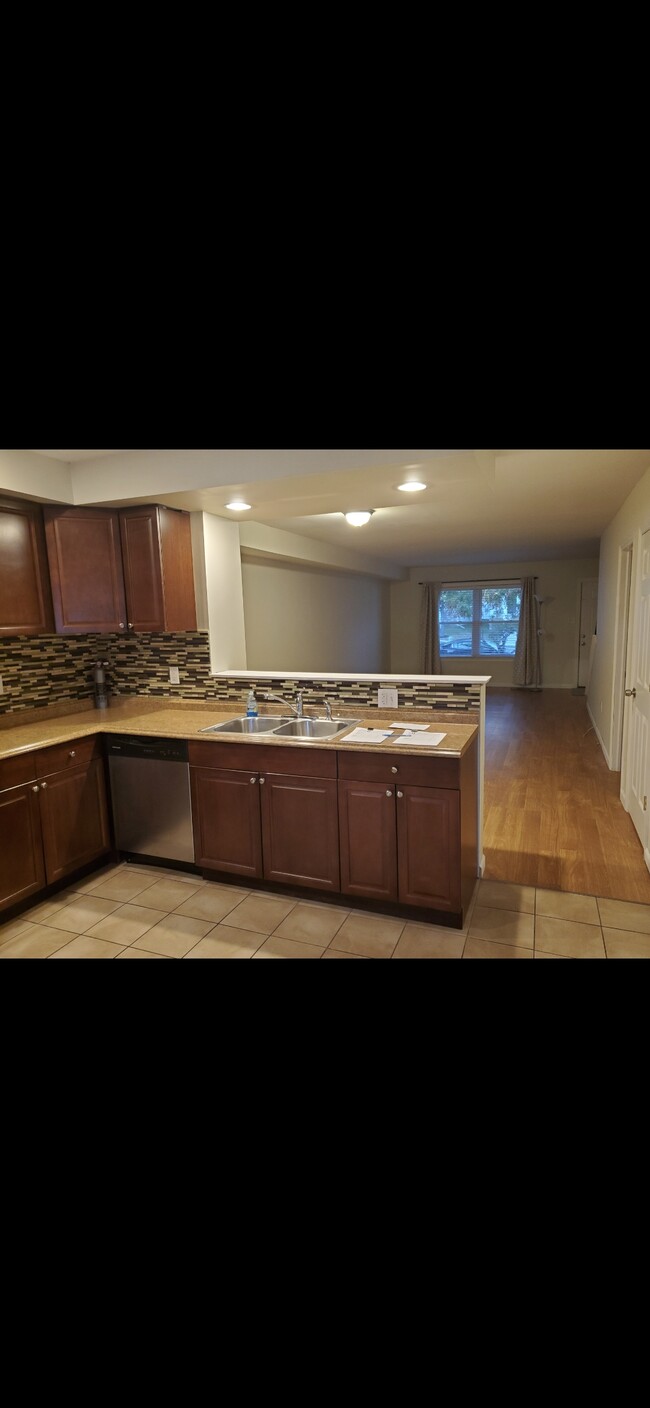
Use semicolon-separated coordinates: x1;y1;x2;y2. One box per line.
27;448;650;568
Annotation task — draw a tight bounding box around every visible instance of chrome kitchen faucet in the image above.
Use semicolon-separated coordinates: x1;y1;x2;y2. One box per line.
264;689;304;717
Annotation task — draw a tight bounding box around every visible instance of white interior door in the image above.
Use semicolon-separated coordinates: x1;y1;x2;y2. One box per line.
624;529;650;859
577;578;598;687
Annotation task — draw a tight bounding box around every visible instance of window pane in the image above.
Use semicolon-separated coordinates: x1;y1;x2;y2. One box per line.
480;587;521;620
439;589;473;621
440;624;473;656
479;622;519;656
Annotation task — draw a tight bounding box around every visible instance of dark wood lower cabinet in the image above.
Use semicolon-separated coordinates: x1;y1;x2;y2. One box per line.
190;766;263;879
260;773;340;890
338;779;398;901
0;741;111;913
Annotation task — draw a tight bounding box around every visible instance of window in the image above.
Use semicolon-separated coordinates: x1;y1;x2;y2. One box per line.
439;584;521;658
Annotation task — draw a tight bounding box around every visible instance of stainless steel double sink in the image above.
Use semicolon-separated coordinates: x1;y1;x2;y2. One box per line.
199;715;359;740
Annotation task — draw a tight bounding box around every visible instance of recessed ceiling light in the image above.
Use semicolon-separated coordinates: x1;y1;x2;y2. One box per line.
397;481;427;492
225;500;251;511
342;510;374;526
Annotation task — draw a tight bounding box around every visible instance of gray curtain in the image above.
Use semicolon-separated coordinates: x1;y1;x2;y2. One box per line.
420;583;442;673
513;577;541;688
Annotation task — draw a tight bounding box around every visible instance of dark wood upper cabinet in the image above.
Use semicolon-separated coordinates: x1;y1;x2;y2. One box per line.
120;506;196;632
0;497;54;636
43;504;196;635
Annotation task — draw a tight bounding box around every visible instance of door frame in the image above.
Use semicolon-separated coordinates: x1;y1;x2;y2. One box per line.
620;526;650;872
611;544;633;775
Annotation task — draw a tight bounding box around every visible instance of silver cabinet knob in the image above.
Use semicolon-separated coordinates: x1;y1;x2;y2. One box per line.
250;777;257;783
119;621;125;628
391;766;398;773
397;790;404;798
41;780;48;789
32;785;39;793
69;750;76;758
386;789;392;797
128;621;133;629
259;776;266;784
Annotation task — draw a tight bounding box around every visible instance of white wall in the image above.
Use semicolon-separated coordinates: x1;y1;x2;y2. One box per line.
0;450;73;503
588;464;650;762
241;558;391;672
390;558;600;686
190;512;247;671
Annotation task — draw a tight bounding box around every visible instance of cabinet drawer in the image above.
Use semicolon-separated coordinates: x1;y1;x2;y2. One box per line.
33;735;102;777
188;739;337;778
338;749;460;789
0;751;39;791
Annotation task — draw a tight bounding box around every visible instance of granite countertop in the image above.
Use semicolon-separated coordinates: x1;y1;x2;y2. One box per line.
0;697;478;761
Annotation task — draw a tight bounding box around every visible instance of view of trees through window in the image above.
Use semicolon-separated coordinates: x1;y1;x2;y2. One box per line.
439;585;521;657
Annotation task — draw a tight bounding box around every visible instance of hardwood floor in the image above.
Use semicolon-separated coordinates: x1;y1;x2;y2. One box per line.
482;688;650;903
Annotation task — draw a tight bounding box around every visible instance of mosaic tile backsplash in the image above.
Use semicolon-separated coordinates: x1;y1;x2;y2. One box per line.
0;631;481;715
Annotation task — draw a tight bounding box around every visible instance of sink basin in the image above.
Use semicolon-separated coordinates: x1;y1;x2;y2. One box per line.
272;718;359;739
199;715;293;734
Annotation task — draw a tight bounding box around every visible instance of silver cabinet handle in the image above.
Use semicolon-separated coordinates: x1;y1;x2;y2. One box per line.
119;621;125;629
69;749;76;758
41;780;48;789
386;789;392;797
259;776;266;784
250;777;257;783
391;766;398;773
397;790;404;798
32;785;39;793
128;621;133;629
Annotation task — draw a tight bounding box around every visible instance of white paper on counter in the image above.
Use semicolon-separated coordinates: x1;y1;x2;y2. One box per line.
389;721;429;729
342;728;395;744
393;732;447;746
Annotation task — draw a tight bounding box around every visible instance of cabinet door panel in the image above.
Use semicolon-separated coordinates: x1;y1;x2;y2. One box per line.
261;774;340;890
190;767;263;878
0;784;46;910
397;786;460;910
38;758;111;883
44;507;127;634
338;779;397;901
119;507;164;631
0;498;54;636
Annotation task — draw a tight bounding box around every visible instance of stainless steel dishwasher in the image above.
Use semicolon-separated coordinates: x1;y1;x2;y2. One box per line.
106;735;194;864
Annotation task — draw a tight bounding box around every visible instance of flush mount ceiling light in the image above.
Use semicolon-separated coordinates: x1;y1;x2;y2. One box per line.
225;500;252;511
397;480;427;492
342;510;374;526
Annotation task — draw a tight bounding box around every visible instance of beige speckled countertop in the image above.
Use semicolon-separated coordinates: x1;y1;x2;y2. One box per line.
0;697;478;761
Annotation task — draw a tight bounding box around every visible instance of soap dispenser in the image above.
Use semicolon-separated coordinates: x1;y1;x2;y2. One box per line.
247;689;258;717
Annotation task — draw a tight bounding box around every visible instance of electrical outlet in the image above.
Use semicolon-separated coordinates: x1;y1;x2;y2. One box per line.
169;666;180;685
378;688;398;708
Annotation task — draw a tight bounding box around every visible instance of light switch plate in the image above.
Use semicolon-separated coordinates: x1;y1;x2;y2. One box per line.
378;688;398;708
169;667;180;684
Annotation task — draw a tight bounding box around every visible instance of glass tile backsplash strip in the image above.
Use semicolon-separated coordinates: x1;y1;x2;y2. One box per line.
0;631;481;715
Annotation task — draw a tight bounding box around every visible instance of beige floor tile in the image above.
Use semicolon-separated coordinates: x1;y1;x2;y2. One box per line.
222;893;297;935
49;934;126;958
115;947;171;959
535;888;600;924
534;915;606;959
321;949;368;958
129;878;205;911
534;950;568;958
70;864;133;893
184;925;267;959
16;888;79;922
328;912;404;959
173;885;250;923
252;934;326;959
79;871;163;902
131;913;215;958
84;901;169;945
597;896;650;934
463;936;533;959
39;894;123;934
477;880;536;913
392;922;465;959
0;914;43;946
603;926;650;959
0;923;75;959
272;902;349;947
468;905;534;949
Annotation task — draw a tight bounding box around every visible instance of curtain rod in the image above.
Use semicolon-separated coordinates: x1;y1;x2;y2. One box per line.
418;576;536;585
